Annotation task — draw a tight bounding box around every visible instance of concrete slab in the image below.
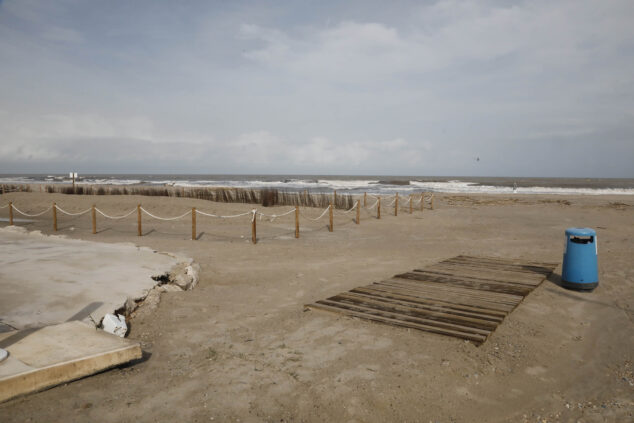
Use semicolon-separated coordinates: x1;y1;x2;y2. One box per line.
0;321;142;403
0;226;186;329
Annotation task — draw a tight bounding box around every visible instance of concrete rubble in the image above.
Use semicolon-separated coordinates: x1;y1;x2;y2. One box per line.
0;226;200;402
0;226;199;331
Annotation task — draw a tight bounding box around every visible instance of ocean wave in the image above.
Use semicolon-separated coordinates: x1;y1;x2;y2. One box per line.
409;181;634;195
1;175;632;196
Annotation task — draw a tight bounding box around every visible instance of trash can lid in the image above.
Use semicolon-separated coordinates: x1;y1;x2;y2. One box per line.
565;227;596;236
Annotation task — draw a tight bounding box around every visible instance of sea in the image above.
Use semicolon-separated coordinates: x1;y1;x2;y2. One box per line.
1;174;633;196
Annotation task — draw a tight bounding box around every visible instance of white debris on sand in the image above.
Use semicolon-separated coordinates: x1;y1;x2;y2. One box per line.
102;313;128;337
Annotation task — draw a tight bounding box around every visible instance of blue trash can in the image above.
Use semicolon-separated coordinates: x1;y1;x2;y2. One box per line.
562;227;598;290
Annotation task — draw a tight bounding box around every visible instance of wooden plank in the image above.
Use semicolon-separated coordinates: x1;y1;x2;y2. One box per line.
395;272;533;296
457;255;558;270
431;259;549;278
431;260;548;280
413;268;543;287
374;281;520;310
417;268;543;290
428;262;548;284
306;255;553;344
374;283;520;312
457;255;558;268
318;299;492;336
344;292;504;325
380;278;525;304
382;276;526;301
350;287;508;319
365;284;516;314
337;292;503;325
446;256;556;275
333;293;500;330
306;302;487;343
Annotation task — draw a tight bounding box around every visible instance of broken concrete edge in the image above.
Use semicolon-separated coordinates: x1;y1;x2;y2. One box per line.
1;226;200;336
0;343;142;404
104;259;200;334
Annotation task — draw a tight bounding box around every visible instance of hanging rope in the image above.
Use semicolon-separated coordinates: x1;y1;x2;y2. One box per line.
299;206;331;221
365;199;379;210
54;205;92;216
195;210;253;219
257;208;296;222
140;207;191;221
95;208;137;219
257;208;296;218
334;202;358;215
11;205;53;217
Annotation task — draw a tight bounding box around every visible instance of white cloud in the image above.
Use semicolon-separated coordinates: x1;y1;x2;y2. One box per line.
2;112;154;144
241;0;634;83
0;0;633;176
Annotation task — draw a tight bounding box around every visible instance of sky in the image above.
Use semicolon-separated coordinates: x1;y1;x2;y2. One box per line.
0;0;633;177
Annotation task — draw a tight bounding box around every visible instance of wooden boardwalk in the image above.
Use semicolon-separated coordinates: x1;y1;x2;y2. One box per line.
306;255;558;344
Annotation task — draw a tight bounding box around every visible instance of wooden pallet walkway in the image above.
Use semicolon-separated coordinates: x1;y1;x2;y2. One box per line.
306;255;558;344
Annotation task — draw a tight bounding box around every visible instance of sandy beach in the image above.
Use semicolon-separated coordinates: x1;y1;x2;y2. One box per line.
0;191;632;422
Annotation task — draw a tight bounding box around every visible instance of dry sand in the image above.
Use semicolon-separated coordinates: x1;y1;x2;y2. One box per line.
0;191;632;422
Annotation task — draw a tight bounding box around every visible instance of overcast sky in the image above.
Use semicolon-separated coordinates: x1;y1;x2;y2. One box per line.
0;0;633;177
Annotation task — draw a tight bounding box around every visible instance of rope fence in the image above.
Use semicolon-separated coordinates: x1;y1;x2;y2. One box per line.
95;208;137;220
0;192;435;243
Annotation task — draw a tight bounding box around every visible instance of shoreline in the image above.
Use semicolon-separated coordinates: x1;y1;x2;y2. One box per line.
1;173;634;194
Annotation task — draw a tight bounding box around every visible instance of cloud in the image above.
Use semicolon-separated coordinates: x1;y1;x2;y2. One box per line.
240;1;634;85
0;108;425;173
0;0;633;176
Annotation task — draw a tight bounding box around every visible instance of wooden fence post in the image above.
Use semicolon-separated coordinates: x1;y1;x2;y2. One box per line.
364;192;367;207
431;194;435;210
395;193;398;216
334;190;337;206
409;195;413;214
251;210;257;244
421;192;425;212
92;204;96;234
137;204;142;236
8;202;13;226
377;197;381;219
355;200;360;224
53;202;57;232
295;206;299;238
192;207;196;240
329;203;333;232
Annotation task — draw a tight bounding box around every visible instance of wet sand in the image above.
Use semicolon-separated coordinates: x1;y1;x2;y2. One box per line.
0;191;632;422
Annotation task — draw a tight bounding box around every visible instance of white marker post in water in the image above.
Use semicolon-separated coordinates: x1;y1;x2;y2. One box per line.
69;172;78;189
